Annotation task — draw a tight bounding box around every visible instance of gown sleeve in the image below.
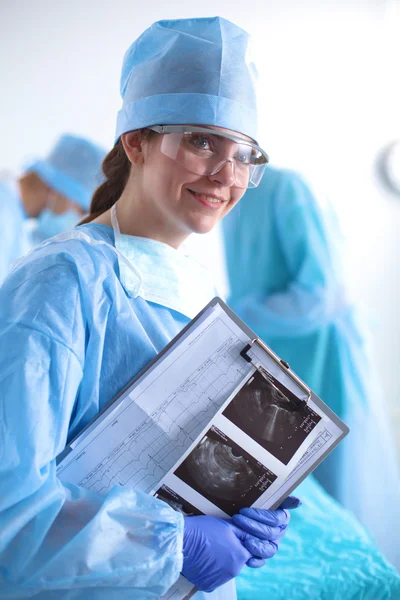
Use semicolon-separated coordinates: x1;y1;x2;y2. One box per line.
0;258;184;598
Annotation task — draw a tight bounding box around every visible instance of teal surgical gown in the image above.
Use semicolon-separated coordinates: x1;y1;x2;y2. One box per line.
236;474;400;599
222;165;400;569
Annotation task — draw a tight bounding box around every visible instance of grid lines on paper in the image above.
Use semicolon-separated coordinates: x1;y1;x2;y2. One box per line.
75;324;250;495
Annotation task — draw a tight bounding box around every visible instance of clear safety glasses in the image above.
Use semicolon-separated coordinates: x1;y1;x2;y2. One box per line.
149;125;269;189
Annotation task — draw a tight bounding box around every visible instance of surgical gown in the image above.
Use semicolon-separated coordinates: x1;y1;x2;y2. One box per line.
0;176;27;283
1;221;398;598
0;222;233;599
222;165;400;569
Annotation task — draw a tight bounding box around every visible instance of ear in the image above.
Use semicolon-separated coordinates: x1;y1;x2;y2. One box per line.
121;132;144;165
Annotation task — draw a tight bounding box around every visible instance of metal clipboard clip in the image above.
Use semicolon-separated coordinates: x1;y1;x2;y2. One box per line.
240;338;312;410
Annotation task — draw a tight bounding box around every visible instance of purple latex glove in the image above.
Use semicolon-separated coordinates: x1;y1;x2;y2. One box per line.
181;516;254;592
181;503;299;592
231;495;302;568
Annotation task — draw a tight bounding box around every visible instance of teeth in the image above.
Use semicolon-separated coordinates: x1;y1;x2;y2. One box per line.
192;191;222;203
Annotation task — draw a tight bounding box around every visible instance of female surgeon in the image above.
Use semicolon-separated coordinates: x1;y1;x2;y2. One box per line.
0;133;106;283
221;164;400;569
0;18;301;600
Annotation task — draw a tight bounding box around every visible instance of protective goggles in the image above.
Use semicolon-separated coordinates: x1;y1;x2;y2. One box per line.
149;125;269;189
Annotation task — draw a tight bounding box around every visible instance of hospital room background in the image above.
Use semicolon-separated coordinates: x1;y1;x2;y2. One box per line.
1;0;399;592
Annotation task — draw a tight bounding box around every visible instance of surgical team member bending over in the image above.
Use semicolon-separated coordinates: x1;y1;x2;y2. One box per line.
0;18;301;599
221;164;400;569
0;133;106;282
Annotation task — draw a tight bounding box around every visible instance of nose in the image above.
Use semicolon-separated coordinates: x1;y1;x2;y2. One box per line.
208;159;236;187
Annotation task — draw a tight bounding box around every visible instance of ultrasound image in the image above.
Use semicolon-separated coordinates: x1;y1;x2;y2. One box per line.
223;370;321;465
155;485;204;516
174;426;277;515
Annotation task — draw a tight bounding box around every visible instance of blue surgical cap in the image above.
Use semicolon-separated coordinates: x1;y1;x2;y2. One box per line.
27;134;107;211
115;17;260;144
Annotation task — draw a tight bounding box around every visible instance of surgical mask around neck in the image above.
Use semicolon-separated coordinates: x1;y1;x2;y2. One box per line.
110;203;217;318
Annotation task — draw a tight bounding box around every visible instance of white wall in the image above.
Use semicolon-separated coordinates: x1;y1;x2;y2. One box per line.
1;0;399;449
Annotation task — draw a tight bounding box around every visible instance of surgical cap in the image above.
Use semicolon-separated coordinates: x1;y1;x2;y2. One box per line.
115;17;260;144
27;134;107;211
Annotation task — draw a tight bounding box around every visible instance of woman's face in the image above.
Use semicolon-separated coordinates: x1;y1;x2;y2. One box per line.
137;127;249;239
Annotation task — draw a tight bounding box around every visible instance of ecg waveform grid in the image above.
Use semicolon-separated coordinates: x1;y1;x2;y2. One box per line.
75;321;250;496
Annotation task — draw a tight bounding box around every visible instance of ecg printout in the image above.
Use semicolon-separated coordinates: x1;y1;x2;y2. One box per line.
57;304;254;494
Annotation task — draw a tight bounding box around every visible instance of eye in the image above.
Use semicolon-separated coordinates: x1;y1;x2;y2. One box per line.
235;146;252;165
236;152;250;164
186;133;214;151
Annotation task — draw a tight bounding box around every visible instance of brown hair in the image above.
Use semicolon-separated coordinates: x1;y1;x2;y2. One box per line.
79;139;130;225
79;129;156;225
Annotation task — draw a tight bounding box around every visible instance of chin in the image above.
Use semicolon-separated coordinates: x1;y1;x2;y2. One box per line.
190;219;219;235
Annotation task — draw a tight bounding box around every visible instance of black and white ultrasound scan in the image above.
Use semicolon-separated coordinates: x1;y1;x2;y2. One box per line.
223;370;322;465
174;425;277;515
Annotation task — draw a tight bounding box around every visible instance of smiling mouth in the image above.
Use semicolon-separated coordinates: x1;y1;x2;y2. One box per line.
188;189;227;204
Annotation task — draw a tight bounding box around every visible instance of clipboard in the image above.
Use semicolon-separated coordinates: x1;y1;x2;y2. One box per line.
57;297;349;600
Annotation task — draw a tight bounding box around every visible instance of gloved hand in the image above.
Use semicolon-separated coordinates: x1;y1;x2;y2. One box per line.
231;495;302;568
181;506;298;593
181;516;253;592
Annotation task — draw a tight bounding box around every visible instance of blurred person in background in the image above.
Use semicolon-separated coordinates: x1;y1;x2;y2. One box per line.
221;164;400;569
0;133;107;282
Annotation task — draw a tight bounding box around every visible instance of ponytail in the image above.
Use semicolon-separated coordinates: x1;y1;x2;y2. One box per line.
79;139;130;225
79;129;157;226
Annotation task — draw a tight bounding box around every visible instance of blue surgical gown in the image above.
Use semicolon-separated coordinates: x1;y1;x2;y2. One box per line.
0;222;233;599
0;176;27;283
0;219;398;598
222;165;400;569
